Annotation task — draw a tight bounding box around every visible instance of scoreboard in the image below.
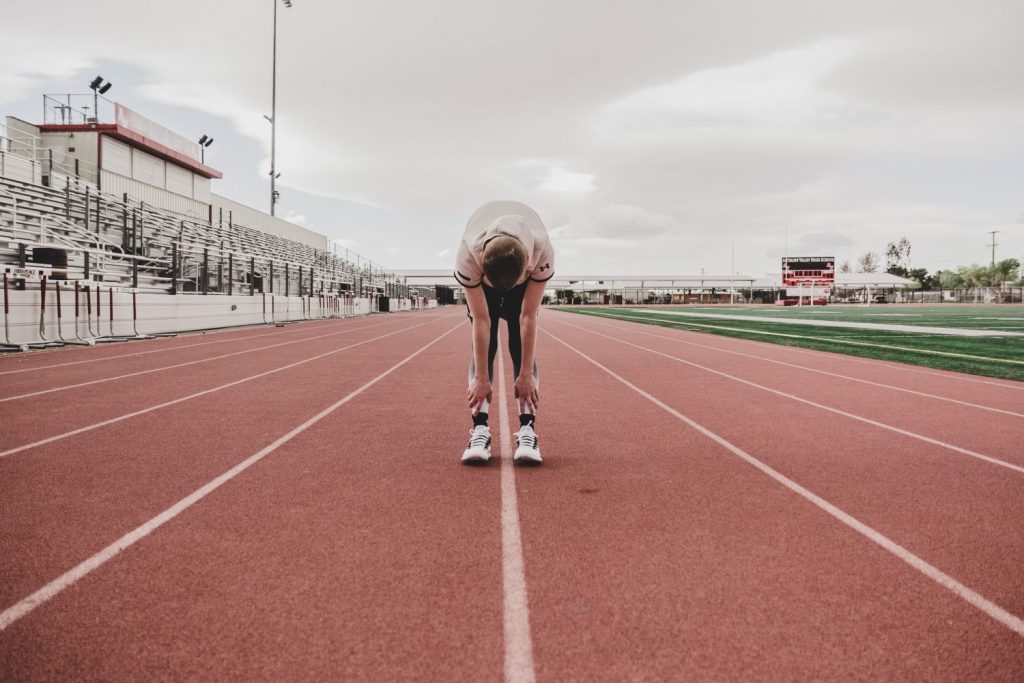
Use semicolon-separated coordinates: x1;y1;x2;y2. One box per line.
781;256;835;298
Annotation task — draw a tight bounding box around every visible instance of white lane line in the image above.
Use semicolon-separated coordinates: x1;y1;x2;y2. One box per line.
0;317;405;403
543;328;1024;639
0;318;443;460
496;351;537;683
0;322;462;632
580;316;1024;419
580;311;1024;365
621;308;1024;337
0;317;348;376
551;319;1024;477
569;310;1024;392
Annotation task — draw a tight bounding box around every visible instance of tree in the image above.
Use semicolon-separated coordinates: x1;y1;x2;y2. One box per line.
938;270;965;289
992;258;1021;286
958;264;991;287
839;260;852;274
906;267;936;289
885;237;912;276
857;252;880;273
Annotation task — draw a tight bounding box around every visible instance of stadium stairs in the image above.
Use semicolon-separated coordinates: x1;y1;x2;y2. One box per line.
0;172;417;350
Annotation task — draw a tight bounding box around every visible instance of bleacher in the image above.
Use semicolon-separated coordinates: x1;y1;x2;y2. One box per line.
0;171;408;301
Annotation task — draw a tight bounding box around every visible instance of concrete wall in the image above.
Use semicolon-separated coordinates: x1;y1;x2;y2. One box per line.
40;130;99;168
211;194;328;250
3;118;43;184
3;117;41;153
0;151;40;184
0;284;417;348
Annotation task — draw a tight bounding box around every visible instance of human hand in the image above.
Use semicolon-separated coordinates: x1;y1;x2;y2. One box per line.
514;373;539;413
467;376;492;415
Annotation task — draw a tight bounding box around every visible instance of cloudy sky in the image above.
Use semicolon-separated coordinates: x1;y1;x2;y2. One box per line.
3;0;1022;276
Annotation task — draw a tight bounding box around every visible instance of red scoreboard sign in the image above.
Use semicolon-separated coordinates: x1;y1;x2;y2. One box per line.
782;256;835;288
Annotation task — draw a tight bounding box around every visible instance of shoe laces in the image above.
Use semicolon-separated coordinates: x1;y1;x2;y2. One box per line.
516;426;537;449
469;426;491;447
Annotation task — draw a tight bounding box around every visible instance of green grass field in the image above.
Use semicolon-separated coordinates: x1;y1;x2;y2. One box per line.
560;305;1024;382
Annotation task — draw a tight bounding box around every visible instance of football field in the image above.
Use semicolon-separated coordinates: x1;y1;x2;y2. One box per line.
563;305;1024;381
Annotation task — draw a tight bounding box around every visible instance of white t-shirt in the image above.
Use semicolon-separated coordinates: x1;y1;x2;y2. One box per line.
454;200;555;288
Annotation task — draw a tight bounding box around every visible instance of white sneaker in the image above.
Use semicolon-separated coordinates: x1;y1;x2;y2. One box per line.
514;425;542;464
461;425;492;463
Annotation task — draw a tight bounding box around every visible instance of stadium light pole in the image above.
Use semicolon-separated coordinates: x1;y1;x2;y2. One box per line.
270;0;293;216
88;76;112;123
198;135;214;164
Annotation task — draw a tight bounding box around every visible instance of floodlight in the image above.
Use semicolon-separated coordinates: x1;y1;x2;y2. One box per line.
89;76;103;91
198;135;209;145
98;82;112;94
205;137;214;146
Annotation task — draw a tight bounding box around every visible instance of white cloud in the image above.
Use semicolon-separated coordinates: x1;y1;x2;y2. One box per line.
1;1;1020;274
435;248;451;258
284;210;307;225
599;39;861;135
539;167;595;194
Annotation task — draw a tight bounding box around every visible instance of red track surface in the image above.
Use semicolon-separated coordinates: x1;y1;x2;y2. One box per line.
1;307;1022;680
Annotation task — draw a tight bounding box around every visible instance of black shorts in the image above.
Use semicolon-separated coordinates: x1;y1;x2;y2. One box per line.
465;281;528;325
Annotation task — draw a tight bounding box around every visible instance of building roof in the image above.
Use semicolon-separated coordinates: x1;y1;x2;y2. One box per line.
38;123;223;179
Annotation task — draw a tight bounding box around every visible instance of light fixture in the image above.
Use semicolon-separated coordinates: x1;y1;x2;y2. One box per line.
87;76;112;123
198;135;214;163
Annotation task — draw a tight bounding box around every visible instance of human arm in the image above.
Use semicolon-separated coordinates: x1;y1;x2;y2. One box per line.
514;278;547;412
464;284;492;415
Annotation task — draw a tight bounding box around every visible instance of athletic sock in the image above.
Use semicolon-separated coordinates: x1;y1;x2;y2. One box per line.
473;412;489;428
519;413;535;428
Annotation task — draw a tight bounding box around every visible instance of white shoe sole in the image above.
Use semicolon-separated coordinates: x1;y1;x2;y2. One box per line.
461;446;492;463
513;445;542;464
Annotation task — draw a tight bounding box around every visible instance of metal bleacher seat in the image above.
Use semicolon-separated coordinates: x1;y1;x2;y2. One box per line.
1;170;389;299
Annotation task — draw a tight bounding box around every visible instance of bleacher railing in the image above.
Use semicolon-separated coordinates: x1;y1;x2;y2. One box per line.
0;173;414;302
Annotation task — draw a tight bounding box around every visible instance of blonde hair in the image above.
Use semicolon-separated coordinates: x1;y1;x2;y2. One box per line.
483;235;528;292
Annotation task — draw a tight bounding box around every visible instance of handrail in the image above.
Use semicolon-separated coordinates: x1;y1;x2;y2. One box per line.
41;214;126;257
1;174;408;298
0;187;17;231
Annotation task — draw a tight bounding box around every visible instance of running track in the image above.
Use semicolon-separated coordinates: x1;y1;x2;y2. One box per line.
1;307;1022;680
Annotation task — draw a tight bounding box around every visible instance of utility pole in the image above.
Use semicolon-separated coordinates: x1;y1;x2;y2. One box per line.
730;241;735;305
987;230;999;267
270;0;293;216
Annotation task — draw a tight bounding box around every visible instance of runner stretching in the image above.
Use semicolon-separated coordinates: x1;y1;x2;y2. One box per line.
455;200;555;464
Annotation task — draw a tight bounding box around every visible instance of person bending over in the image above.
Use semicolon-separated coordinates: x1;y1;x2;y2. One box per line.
455;200;554;464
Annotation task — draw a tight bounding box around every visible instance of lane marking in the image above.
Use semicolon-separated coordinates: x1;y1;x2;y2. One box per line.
0;318;414;403
619;308;1024;337
0;322;463;632
496;350;537;683
0;318;446;460
578;315;1024;419
0;310;433;376
570;310;1024;389
576;310;1024;365
0;316;356;376
542;328;1024;638
550;320;1024;476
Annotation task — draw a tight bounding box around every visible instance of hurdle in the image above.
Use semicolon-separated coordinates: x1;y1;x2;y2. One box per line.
30;276;65;349
1;273;30;352
122;287;173;340
52;280;92;346
85;284;134;343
